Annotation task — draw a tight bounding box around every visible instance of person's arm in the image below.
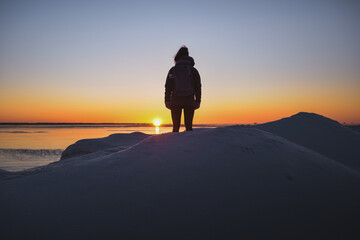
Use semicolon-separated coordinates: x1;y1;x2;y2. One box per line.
193;68;201;108
165;68;174;109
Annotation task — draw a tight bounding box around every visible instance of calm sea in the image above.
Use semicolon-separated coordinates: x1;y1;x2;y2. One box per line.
0;124;217;172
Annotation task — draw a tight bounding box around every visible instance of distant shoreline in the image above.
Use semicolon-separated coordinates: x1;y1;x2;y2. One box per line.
0;123;154;126
0;123;230;128
0;122;358;126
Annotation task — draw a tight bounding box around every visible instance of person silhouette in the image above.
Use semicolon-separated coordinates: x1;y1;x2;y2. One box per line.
165;46;202;132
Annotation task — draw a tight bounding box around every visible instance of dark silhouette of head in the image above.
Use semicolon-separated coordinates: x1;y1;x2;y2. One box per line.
174;46;189;62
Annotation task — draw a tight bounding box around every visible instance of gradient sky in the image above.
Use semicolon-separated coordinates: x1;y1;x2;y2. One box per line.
1;0;359;124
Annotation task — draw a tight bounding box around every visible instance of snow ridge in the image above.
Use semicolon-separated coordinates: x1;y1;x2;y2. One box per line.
255;112;360;171
1;124;359;239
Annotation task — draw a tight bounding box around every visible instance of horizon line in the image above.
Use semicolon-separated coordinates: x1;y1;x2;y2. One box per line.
0;122;237;126
0;122;359;126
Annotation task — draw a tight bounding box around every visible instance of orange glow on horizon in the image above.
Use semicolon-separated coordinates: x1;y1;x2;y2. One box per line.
1;77;359;124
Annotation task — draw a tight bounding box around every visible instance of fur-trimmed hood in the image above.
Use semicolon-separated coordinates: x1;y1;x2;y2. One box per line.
175;56;195;67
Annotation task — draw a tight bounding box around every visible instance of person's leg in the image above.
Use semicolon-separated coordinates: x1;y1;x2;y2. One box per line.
184;107;195;131
171;107;182;132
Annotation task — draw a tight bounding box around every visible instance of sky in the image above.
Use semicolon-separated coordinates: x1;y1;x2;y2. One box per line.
0;0;359;124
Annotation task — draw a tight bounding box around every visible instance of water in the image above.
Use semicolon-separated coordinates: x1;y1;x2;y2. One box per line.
0;124;174;172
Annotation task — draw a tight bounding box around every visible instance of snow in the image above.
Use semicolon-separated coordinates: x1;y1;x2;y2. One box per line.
254;112;360;171
1;114;359;239
60;131;149;160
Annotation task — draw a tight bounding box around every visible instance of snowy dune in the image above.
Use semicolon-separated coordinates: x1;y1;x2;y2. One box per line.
60;131;149;160
1;113;360;239
255;112;360;171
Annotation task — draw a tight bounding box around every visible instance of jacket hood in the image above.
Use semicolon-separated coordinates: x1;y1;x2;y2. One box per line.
175;56;195;67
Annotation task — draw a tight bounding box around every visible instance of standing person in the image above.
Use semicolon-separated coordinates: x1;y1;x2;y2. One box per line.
165;46;202;132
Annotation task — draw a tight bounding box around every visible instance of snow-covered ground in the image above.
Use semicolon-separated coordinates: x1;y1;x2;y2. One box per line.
254;112;360;171
1;113;359;239
60;131;149;160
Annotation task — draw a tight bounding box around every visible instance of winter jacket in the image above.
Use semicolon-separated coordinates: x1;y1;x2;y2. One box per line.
164;56;202;107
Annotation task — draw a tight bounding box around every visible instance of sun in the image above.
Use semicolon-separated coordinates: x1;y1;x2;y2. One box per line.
153;119;162;127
